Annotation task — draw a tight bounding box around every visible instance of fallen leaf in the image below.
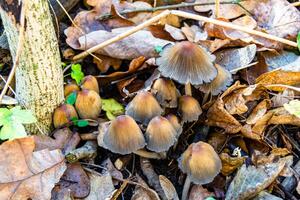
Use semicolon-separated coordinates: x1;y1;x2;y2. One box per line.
0;137;66;200
131;174;160;200
159;175;179;200
246;99;271;124
93;54;122;73
283;100;300;118
188;185;213;200
181;23;207;42
164;24;186;41
253;191;283;200
0;95;18;105
268;107;300;126
220;153;245;176
83;172;115;200
225;157;288;200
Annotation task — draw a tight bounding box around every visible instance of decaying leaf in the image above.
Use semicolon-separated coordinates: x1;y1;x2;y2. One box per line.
0;137;66;200
188;185;213;200
159;175;179;200
283;100;300;118
253;191;283;200
93;54;122;73
181;23;207;43
220;153;245;176
225;157;289;200
83;172;115;200
246;99;271;125
131;174;160;200
164;24;185;41
268;107;300;126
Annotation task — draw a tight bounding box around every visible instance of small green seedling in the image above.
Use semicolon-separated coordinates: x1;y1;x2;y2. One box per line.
102;98;125;120
71;63;84;84
66;92;77;105
297;32;300;52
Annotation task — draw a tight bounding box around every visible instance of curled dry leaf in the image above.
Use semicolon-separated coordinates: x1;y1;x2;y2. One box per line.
93;54;122;73
0;137;66;200
159;175;179;200
214;44;257;73
220;153;245;176
188;185;213;200
164;24;186;41
246;99;271;125
268;107;300;126
76;28;170;59
253;191;283;200
181;23;207;43
83;172;115;200
225;157;288;200
256;70;300;92
131;174;160;200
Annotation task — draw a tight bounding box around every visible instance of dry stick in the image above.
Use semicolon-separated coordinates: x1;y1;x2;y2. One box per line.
171;10;298;47
73;10;297;61
215;0;221;18
229;61;259;73
73;10;171;61
0;2;26;103
292;2;300;7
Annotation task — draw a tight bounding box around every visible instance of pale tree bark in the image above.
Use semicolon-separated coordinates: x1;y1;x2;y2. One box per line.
0;0;64;134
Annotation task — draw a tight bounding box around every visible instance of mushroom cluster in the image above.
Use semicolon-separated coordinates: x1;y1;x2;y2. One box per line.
53;75;102;128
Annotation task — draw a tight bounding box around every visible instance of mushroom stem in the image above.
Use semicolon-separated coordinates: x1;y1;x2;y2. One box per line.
185;83;192;96
182;176;191;200
134;149;166;159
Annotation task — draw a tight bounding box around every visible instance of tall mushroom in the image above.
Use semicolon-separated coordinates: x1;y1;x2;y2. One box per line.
178;141;222;200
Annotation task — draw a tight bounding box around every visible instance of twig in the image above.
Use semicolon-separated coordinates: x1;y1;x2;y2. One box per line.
229;61;259;73
264;84;300;92
0;2;26;103
73;10;297;61
215;0;220;18
65;141;97;163
96;1;236;20
292;2;300;7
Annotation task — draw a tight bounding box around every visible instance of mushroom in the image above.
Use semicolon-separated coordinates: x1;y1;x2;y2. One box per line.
197;64;233;95
81;75;100;94
156;41;217;96
165;114;183;137
145;116;177;152
64;82;80;97
151;78;180;108
179;141;222;200
53;104;78;128
125;91;163;124
75;89;102;119
178;95;202;122
103;115;146;154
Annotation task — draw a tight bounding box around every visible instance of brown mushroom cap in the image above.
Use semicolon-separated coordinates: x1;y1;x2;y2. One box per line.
75;89;102;119
197;64;233;95
145;116;177;152
103;115;146;154
156;41;217;85
81;75;99;94
64;83;80;97
53;104;78;128
178;141;222;184
125;91;163;124
151;78;180;108
178;95;202;122
165;114;183;137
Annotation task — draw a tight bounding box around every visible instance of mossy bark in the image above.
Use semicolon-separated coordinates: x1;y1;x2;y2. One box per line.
0;0;64;134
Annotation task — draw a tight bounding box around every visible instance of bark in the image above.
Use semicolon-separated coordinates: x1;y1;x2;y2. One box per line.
0;0;64;134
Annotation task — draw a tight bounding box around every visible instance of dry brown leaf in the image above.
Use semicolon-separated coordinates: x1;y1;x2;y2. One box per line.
256;70;300;91
159;175;179;200
93;54;122;73
0;137;66;200
225;157;288;200
181;23;207;43
268;107;300;126
164;24;186;41
253;191;283;200
83;172;115;200
131;174;160;200
220;153;245;176
246;99;271;125
188;185;213;200
76;28;170;59
207;132;227;152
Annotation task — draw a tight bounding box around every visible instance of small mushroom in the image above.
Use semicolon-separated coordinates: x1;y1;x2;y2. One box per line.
178;95;202;122
165;114;183;137
64;82;80;97
179;141;222;200
197;64;233;95
75;89;101;119
145;116;177;152
81;75;99;94
53;104;78;128
151;78;180;108
103;115;146;154
125;91;163;124
156;41;217;85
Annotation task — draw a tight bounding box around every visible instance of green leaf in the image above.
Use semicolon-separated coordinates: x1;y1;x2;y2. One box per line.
155;45;163;53
71;63;84;84
0;108;11;126
66;92;77;105
77;119;89;127
297;32;300;51
11;106;37;124
205;197;216;200
101;98;124;120
0;122;27;140
284;100;300;118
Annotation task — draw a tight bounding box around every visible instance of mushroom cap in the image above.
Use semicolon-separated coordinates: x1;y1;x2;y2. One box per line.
156;41;217;85
197;64;233;95
178;141;222;184
75;89;102;119
81;75;100;94
125;91;163;124
165;114;183;137
151;78;180;108
53;104;78;128
103;115;146;154
178;95;202;122
145;116;177;152
64;83;80;97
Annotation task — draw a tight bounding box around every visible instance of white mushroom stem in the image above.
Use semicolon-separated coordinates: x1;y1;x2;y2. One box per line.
182;175;192;200
134;149;166;159
185;83;192;96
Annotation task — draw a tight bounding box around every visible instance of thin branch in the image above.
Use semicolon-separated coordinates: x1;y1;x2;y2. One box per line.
215;0;221;18
0;1;26;103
